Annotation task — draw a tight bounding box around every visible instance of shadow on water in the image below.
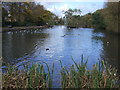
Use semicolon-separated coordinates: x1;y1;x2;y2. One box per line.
92;29;119;74
2;29;49;65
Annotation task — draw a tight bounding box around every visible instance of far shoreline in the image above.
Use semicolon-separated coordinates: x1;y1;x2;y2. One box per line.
2;25;53;33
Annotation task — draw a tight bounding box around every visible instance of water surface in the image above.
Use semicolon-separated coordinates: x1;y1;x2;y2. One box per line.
2;25;119;87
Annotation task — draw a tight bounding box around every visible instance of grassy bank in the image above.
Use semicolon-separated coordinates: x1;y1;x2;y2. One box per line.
2;58;120;88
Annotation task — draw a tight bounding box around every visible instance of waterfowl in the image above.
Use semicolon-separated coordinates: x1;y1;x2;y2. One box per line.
61;35;66;37
46;48;49;51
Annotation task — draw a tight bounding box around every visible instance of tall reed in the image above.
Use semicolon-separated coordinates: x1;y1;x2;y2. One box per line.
60;56;119;88
2;62;54;88
2;57;120;88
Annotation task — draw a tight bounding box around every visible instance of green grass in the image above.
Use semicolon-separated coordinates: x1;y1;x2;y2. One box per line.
2;57;120;88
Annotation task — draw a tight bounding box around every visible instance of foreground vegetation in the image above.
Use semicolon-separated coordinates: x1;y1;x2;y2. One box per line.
2;58;120;88
60;57;119;88
2;62;54;88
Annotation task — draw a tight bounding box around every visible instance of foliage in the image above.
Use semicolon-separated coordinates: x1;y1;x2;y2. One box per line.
2;7;8;26
2;62;54;88
64;2;119;34
80;13;93;28
60;57;119;88
64;8;82;27
103;2;119;33
2;58;120;88
2;2;61;27
91;2;119;33
2;2;119;34
92;9;106;29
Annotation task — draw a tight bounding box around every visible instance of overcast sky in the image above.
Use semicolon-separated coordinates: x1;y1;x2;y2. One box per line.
36;1;106;17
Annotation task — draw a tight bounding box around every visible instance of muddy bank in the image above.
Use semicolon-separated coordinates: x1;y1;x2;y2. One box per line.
2;25;52;33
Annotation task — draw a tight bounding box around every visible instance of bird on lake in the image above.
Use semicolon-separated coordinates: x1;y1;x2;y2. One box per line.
46;48;49;51
107;41;110;45
61;35;66;37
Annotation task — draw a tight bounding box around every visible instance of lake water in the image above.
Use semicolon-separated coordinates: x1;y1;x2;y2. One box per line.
2;25;119;87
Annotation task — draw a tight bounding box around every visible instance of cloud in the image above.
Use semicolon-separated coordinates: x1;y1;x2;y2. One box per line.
35;0;107;2
48;4;69;17
39;2;104;17
76;3;104;15
59;4;69;11
40;3;69;17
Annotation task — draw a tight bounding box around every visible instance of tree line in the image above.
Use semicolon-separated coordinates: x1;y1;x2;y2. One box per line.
64;2;119;33
2;2;64;27
2;2;119;33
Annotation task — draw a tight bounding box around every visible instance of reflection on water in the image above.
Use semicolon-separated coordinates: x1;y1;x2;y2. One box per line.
2;30;49;65
2;25;119;87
